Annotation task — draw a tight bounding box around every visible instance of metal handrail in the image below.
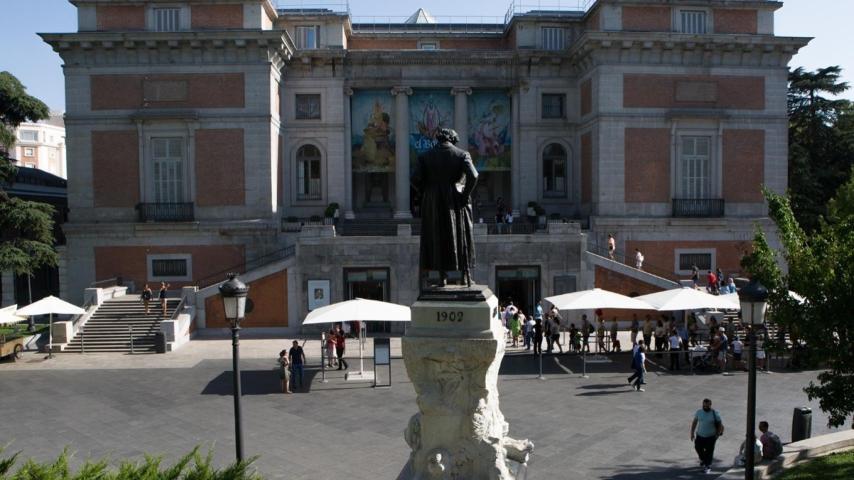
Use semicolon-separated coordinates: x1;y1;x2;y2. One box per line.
586;237;683;283
672;198;725;218
504;0;594;24
195;244;297;289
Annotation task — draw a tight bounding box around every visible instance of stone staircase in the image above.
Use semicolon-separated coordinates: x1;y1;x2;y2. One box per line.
63;295;180;353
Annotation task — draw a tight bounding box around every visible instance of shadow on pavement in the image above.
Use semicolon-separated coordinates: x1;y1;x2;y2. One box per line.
594;460;716;479
201;369;321;395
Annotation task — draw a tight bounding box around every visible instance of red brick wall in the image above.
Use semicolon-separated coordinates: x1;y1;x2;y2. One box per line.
91;74;245;110
622;6;671;32
96;5;145;31
195;129;245;206
91;131;139;207
723;129;765;202
624;128;670;202
580;79;592;117
205;271;288;328
714;9;757;34
191;4;244;29
581;132;592;203
94;245;245;290
625;240;753;279
594;266;663;319
623;74;765;110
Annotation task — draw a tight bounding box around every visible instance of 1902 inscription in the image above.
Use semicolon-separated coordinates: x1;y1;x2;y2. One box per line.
436;311;464;322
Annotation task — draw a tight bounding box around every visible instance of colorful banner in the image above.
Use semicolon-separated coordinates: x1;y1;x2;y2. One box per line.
351;90;395;173
467;90;511;171
409;89;454;164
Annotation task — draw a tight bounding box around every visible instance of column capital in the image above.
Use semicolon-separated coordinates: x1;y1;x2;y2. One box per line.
450;86;472;96
391;86;413;96
343;86;354;96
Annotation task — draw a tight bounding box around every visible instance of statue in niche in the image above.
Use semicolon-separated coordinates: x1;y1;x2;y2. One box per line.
411;128;478;288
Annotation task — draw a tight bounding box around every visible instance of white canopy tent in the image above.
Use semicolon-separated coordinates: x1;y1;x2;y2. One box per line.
303;298;410;382
634;288;741;312
0;305;28;326
15;296;86;357
544;288;656;311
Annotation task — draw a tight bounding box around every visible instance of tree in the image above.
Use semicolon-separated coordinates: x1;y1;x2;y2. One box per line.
787;66;854;232
743;173;854;428
0;71;57;276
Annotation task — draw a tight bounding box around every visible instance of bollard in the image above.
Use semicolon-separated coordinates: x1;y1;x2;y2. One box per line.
792;407;812;442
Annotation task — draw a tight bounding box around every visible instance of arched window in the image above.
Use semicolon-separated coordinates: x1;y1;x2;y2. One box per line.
542;143;567;198
296;144;322;200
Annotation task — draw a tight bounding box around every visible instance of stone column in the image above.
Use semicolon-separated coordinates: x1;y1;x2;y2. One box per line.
56;245;68;301
392;86;413;219
343;87;355;219
451;86;472;151
1;271;15;306
510;88;522;217
402;286;533;479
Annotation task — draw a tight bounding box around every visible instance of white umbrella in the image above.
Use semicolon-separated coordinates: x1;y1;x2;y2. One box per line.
303;298;410;383
544;288;655;311
15;296;86;358
1;305;28;325
303;298;410;325
634;288;740;311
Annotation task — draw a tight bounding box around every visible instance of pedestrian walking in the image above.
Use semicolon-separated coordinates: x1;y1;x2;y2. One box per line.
630;314;639;345
335;326;349;370
533;318;543;355
288;340;306;390
691;398;724;474
278;349;292;394
654;319;666;358
510;312;522;347
544;313;555;353
141;284;153;314
642;315;653;349
635;248;644;270
628;343;646;392
668;329;683;370
158;281;170;317
581;314;591;352
691;265;700;288
325;329;337;368
569;323;580;353
551;307;563;354
596;318;607;352
609;317;620;352
607;233;616;260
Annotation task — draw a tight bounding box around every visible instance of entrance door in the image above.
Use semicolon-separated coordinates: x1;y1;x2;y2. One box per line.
496;266;541;316
344;268;391;333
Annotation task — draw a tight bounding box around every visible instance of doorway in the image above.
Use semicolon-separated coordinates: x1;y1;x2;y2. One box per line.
344;268;391;334
496;266;541;316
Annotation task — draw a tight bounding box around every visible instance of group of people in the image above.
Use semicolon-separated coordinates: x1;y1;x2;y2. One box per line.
690;266;737;295
276;325;350;394
140;282;170;317
500;302;564;354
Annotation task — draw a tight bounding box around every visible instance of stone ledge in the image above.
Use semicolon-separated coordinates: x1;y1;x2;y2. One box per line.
716;430;854;480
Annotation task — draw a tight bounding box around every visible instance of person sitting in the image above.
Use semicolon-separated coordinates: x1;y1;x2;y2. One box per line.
759;421;783;460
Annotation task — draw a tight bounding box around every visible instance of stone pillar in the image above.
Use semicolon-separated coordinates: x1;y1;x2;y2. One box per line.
392;86;413;219
56;245;68;301
510;86;524;217
451;86;472;151
402;286;533;479
1;271;15;306
343;87;356;219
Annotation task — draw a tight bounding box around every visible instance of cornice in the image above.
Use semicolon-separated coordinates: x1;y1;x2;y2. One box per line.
344;49;517;66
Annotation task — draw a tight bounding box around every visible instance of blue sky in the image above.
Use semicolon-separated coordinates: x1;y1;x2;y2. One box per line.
0;0;851;112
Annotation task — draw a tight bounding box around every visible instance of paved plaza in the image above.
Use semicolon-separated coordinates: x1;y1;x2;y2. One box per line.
0;337;847;480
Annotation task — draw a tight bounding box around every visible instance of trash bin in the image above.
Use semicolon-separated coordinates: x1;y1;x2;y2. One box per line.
792;407;812;442
154;331;167;354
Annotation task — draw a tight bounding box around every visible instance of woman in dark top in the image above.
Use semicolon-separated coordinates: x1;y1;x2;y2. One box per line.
141;284;153;314
159;282;170;317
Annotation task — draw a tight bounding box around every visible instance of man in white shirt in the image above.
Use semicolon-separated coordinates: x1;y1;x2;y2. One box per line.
635;248;644;270
668;330;683;370
731;336;745;370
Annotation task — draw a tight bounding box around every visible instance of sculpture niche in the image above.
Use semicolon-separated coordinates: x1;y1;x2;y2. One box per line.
411;128;477;288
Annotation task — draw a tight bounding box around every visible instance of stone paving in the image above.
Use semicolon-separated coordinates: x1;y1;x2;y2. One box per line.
0;337;848;480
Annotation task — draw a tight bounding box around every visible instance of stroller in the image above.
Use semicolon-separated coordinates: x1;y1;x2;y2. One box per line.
690;345;716;372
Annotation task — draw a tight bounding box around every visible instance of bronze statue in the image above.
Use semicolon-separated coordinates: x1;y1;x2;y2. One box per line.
412;128;478;287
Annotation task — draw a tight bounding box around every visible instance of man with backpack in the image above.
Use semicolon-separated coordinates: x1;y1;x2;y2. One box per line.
759;421;783;460
691;398;724;474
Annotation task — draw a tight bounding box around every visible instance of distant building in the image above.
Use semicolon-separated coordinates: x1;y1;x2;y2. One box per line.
41;0;809;333
11;112;67;178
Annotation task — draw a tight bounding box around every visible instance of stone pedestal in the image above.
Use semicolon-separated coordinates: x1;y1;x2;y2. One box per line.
402;285;533;480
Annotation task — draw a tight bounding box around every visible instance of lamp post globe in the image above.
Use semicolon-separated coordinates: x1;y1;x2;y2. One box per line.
737;279;768;480
219;273;249;463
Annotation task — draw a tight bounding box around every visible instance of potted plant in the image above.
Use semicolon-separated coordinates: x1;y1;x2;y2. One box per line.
324;202;340;224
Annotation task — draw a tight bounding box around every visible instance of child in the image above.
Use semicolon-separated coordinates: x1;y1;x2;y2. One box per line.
278;350;292;394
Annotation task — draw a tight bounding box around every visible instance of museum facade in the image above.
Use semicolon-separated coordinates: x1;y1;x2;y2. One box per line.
42;0;808;332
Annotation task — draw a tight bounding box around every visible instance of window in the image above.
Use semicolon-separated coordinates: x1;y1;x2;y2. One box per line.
678;252;712;272
542;93;565;119
542;143;567;197
23;148;35;157
296;144;322;200
680;10;707;34
151;137;185;203
19;130;38;142
147;254;192;281
541;27;566;50
154;7;181;32
419;42;438;50
679;136;711;199
295;94;321;120
295;25;320;49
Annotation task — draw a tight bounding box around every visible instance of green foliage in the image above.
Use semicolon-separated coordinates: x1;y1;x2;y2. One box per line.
743;175;854;428
323;202;339;218
787;66;854;232
0;447;263;480
0;71;57;275
776;451;854;480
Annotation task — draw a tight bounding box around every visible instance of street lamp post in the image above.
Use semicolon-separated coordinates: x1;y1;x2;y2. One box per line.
738;279;768;480
219;273;249;463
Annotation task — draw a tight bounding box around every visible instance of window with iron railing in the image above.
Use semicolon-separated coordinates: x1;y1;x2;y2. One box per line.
542;93;565;119
154;7;181;32
295;25;320;49
679;136;711;199
679;253;712;271
152;259;187;277
541;27;566;51
296;144;322;200
295;94;321;120
680;10;707;34
542;143;567;198
19;130;38;142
